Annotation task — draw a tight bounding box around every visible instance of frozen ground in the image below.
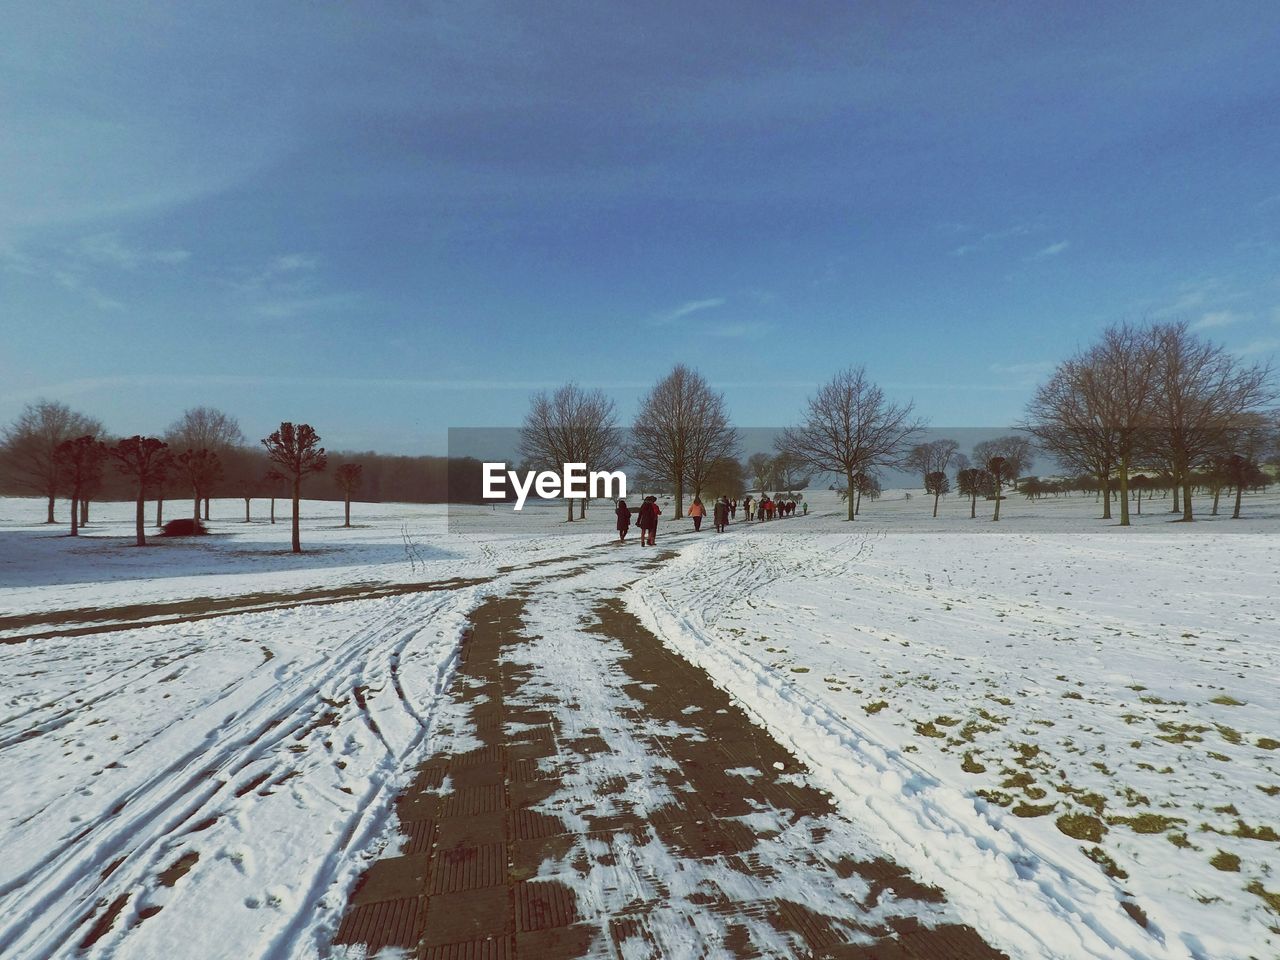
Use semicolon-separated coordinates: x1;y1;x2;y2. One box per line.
1;488;1277;958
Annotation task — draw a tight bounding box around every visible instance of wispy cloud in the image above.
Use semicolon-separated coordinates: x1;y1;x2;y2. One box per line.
649;297;725;326
1026;240;1069;260
987;360;1055;387
1232;338;1280;358
1192;310;1244;331
254;292;361;320
949;223;1036;257
74;232;190;269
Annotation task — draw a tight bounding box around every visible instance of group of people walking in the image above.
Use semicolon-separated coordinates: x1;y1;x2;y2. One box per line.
614;493;806;544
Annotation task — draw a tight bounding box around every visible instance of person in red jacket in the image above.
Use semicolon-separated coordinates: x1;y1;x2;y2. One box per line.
615;499;632;543
636;495;661;545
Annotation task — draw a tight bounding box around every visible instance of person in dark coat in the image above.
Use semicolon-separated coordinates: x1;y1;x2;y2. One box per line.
637;495;661;546
714;496;730;533
615;499;632;543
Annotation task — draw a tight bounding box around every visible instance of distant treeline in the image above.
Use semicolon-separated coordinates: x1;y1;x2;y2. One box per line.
0;446;498;505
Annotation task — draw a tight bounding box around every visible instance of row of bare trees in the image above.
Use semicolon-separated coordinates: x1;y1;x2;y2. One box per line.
1;403;334;551
518;365;740;521
1025;320;1275;523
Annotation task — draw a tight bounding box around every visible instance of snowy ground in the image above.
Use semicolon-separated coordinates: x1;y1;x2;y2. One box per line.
1;488;1277;958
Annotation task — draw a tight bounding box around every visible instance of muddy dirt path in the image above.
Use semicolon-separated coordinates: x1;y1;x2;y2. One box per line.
330;554;1006;958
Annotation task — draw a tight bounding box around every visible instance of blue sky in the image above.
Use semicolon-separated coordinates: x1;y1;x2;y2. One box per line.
2;1;1278;454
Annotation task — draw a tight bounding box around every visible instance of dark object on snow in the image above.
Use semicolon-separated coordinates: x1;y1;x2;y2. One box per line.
161;518;208;537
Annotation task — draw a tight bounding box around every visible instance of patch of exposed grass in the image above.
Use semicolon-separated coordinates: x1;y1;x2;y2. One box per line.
1257;738;1279;751
914;721;946;738
863;700;888;715
1084;846;1128;879
1012;801;1057;818
1258;785;1280;797
975;789;1013;807
1209;850;1241;872
961;752;986;774
1167;832;1193;849
1210;695;1245;706
1247;881;1280;914
1216;725;1242;745
1077;792;1106;815
789;666;810;673
1057;813;1106;842
1109;813;1185;834
934;715;960;727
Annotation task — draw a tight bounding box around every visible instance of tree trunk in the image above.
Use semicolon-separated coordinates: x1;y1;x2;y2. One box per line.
1211;483;1221;516
1101;474;1112;520
579;498;586;520
1232;483;1243;520
932;490;940;518
204;496;211;521
70;495;80;536
992;472;1002;522
1171;476;1180;513
1136;487;1142;515
193;490;200;525
157;495;164;527
845;471;855;521
969;491;976;519
855;488;862;516
1118;456;1130;527
46;494;56;524
135;487;146;546
291;478;302;553
345;494;352;528
244;498;251;522
270;497;275;524
81;498;90;526
565;498;573;522
1182;474;1194;522
674;478;684;519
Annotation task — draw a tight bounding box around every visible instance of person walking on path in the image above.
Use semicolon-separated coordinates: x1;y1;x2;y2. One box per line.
689;496;706;532
802;500;808;516
615;499;632;543
743;495;754;521
729;498;737;520
714;496;730;533
636;495;661;545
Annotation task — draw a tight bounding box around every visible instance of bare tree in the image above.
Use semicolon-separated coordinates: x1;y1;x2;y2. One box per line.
175;449;222;526
262;422;328;553
972;435;1032;521
956;467;988;519
166;407;244;519
777;367;921;521
110;437;172;546
746;453;773;494
905;439;960;517
54;436;107;536
264;470;286;524
519;383;623;522
335;462;364;527
1;400;103;523
1153;321;1274;521
631;365;737;518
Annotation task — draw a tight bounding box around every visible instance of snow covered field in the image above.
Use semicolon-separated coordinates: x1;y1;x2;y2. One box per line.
1;488;1277;959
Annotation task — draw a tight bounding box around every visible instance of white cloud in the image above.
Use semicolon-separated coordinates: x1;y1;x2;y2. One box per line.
1232;338;1280;358
74;232;190;269
1192;310;1244;331
649;297;725;326
1027;240;1069;260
